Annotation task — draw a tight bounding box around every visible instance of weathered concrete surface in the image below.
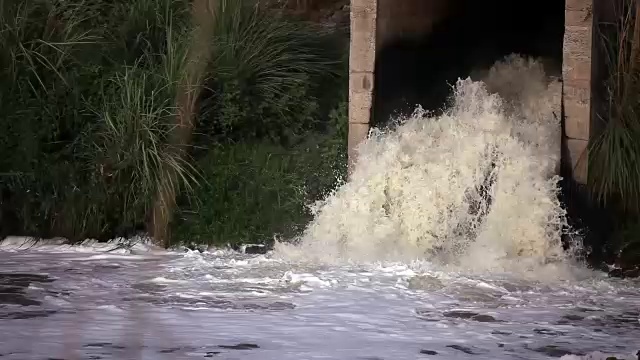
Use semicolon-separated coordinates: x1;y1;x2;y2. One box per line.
348;0;377;171
562;0;593;184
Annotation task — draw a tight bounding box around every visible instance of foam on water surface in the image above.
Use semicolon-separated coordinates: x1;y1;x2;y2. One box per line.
0;235;167;255
0;248;638;360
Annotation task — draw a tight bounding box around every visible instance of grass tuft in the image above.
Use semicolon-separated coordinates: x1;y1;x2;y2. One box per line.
590;0;640;214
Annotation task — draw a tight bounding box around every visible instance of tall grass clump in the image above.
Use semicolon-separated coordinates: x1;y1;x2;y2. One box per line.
172;0;348;246
196;0;346;145
174;100;347;246
0;0;101;238
589;0;640;268
0;0;348;246
78;58;200;238
0;0;200;241
113;0;190;64
590;0;640;211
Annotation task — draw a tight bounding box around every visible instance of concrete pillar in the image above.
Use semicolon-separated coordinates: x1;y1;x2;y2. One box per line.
562;0;594;184
348;0;377;173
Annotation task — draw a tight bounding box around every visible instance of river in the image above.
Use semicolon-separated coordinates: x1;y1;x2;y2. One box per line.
0;240;639;359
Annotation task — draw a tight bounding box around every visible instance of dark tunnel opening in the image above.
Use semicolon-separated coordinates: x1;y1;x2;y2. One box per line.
372;0;567;127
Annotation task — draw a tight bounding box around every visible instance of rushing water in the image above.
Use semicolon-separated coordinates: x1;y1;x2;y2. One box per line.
277;55;567;271
1;56;640;359
0;241;638;360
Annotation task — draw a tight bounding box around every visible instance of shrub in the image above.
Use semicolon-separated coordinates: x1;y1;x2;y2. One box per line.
590;0;640;213
0;0;197;241
169;1;348;246
174;142;309;245
173;84;348;247
0;0;348;245
0;0;102;238
195;0;346;146
74;58;200;239
112;0;190;65
172;123;347;247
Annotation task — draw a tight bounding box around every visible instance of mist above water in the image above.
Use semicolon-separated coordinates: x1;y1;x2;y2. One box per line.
276;55;574;274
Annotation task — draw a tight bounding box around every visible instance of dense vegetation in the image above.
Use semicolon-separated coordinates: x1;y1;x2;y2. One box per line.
588;0;640;274
0;0;348;247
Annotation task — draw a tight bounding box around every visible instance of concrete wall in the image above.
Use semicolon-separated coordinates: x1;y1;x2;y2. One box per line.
562;0;593;184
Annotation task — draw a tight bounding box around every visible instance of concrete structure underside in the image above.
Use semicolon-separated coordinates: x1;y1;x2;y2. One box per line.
348;0;593;184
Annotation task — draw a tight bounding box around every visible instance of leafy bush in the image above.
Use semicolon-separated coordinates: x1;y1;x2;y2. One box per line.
0;0;101;238
0;0;348;245
173;122;347;247
168;0;348;246
174;142;310;245
0;0;198;241
75;59;199;238
173;83;347;247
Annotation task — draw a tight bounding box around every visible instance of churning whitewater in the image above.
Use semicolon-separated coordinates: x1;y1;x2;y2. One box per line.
276;55;569;273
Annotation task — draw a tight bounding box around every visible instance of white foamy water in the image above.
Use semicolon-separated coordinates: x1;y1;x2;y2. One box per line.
1;56;639;359
0;245;638;360
277;56;568;276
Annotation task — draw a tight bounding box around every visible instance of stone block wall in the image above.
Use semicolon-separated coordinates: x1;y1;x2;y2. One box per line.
562;0;593;184
348;0;377;171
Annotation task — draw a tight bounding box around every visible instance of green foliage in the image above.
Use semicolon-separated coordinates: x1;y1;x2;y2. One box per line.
204;74;320;143
112;0;190;65
169;0;348;246
75;60;200;237
303;98;348;199
197;0;346;145
173;79;347;247
590;1;640;213
174;142;309;245
589;0;640;268
173;127;346;247
0;0;101;238
0;0;348;245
